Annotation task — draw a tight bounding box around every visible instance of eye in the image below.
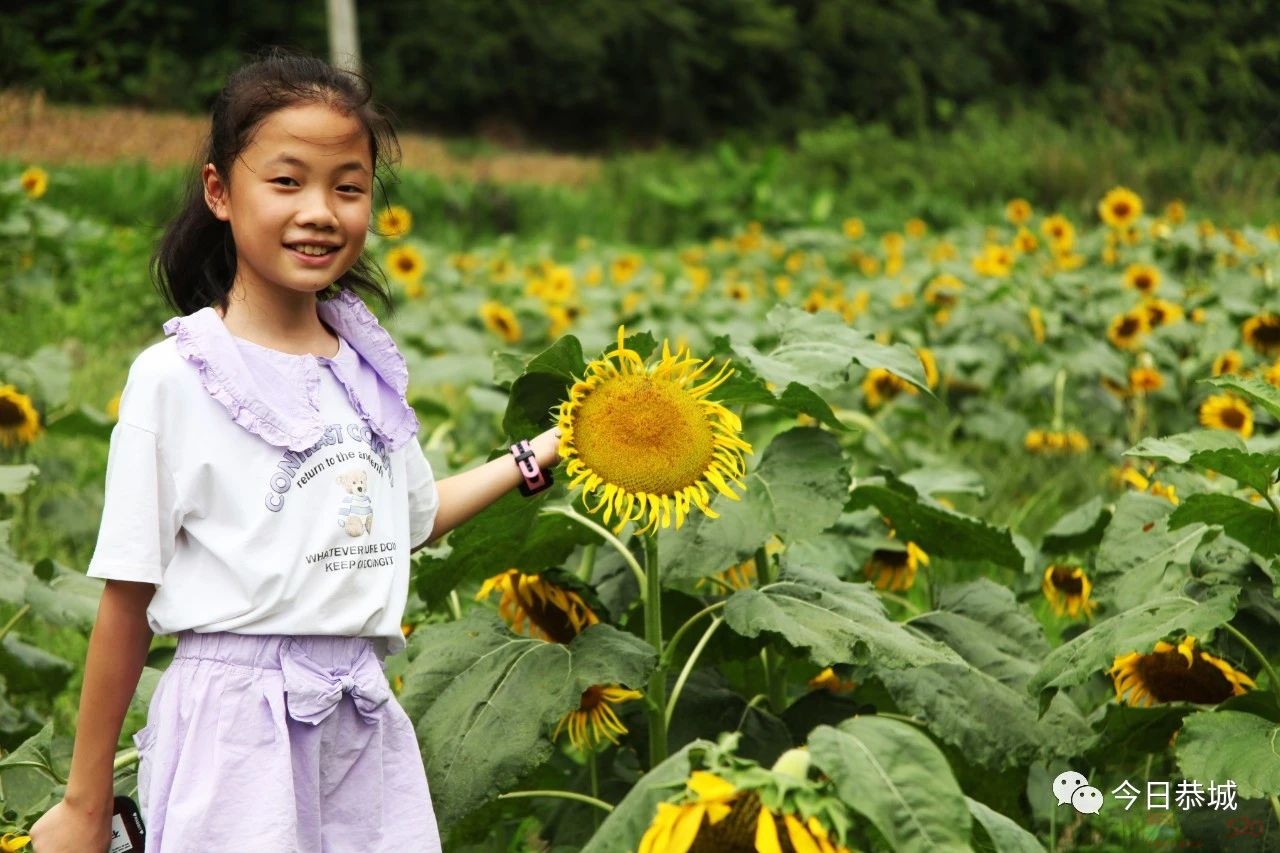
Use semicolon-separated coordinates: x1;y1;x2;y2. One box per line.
271;177;299;187
337;184;366;195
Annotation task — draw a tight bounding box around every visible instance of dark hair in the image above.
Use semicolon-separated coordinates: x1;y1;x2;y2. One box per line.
152;48;400;316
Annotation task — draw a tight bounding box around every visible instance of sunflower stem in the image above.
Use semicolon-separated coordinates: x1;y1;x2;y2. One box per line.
114;747;139;772
1222;622;1280;698
1270;793;1280;828
446;590;463;621
665;616;723;728
544;506;646;599
496;789;614;814
834;409;908;468
1051;368;1067;432
1263;491;1280;526
577;543;598;583
588;751;601;832
0;605;31;643
643;534;668;767
662;601;728;668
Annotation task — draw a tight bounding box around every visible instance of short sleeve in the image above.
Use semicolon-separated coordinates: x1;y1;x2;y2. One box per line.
406;439;440;548
86;422;181;585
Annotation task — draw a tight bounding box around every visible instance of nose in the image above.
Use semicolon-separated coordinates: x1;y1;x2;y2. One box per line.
296;187;339;230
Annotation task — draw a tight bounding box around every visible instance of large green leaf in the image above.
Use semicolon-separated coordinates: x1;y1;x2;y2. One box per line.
500;334;587;436
730;304;928;392
1176;710;1280;800
0;464;38;496
1127;430;1245;464
723;563;958;669
1128;430;1280;493
663;427;850;582
414;490;599;608
399;612;656;826
1169;493;1280;560
1028;591;1239;697
846;476;1023;569
810;716;972;853
1040;497;1111;554
967;796;1046;853
1204;375;1280;421
1094;493;1208;611
580;741;709;853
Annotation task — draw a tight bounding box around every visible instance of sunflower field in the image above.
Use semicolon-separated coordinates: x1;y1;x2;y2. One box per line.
4;158;1280;853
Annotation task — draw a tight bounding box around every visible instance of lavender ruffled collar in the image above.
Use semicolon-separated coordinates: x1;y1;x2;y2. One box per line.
162;290;419;452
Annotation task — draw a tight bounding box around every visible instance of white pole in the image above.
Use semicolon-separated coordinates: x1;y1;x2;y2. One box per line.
327;0;362;72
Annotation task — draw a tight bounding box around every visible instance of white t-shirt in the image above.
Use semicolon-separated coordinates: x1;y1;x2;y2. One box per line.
87;337;438;655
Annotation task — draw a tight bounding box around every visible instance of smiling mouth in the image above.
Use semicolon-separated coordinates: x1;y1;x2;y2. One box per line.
288;244;338;256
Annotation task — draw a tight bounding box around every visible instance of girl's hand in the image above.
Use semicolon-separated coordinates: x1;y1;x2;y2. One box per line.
29;797;112;853
528;426;562;470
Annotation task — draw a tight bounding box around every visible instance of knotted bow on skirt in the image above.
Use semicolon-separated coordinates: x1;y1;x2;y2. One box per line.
132;631;441;853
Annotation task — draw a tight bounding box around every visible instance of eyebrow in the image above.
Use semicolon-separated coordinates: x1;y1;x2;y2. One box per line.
264;154;370;174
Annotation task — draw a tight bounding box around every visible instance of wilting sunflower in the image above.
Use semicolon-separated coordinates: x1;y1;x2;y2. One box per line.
19;166;48;200
1005;198;1033;225
376;205;412;238
479;301;522;344
0;386;41;449
1213;350;1244;377
475;568;599;643
1107;310;1150;350
557;328;751;534
1098;186;1144;229
864;542;928;592
1199;394;1253;438
638;771;852;853
385;245;425;284
553;684;643;752
1110;636;1254;707
1122;263;1161;295
1042;564;1096;619
1242;313;1280;357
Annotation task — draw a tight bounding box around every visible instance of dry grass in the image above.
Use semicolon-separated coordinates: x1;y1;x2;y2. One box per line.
0;90;600;186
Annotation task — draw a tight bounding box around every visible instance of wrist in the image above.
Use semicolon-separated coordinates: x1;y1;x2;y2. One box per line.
510;439;554;497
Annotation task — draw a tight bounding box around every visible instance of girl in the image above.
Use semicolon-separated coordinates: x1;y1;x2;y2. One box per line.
30;49;559;852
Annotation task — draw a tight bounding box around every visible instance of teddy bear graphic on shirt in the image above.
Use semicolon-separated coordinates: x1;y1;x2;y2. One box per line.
336;468;375;537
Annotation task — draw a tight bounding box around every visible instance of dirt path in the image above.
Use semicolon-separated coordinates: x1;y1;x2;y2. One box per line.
0;91;599;186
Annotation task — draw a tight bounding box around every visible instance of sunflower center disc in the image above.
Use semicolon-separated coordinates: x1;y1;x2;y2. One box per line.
573;374;715;496
0;398;21;426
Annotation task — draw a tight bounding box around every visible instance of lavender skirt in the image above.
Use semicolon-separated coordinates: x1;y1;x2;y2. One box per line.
134;631;442;853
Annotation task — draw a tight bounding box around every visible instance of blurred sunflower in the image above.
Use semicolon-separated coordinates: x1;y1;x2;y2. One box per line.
923;273;963;309
917;348;939;389
546;304;580;338
972;244;1014;277
557;328;752;534
385;245;425;284
1042;564;1096;619
1014;227;1039;254
808;667;856;694
841;217;865;239
0;386;41;448
1028;306;1046;343
1242;313;1280;357
1040;214;1076;248
1129;366;1164;393
1165;199;1186;224
1110;636;1254;707
1122;263;1161;295
19;166;47;200
1143;299;1183;328
1266;361;1280;388
476;568;599;643
611;254;642;284
553;684;643;752
905;217;928;238
861;368;914;409
864;542;928;592
1005;198;1033;225
1107;310;1149;350
479;301;522;343
881;232;905;254
376;205;412;238
1199;394;1253;438
1098;186;1143;228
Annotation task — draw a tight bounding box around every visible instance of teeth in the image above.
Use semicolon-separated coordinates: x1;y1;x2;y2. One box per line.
293;245;334;256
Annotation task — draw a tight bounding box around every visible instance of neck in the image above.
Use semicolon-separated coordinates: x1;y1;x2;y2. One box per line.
218;283;339;357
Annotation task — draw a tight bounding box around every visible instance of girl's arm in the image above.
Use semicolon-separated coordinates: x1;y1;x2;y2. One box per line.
427;426;561;542
30;579;155;852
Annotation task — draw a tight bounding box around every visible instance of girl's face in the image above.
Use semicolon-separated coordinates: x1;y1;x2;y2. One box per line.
203;103;373;303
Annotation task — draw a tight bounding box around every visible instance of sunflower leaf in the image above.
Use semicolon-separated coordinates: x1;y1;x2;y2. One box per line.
1169;493;1280;559
722;563;959;669
1203;375;1280;421
0;465;37;497
1127;432;1280;493
500;334;587;436
809;716;972;853
967;796;1047;853
1094;493;1209;612
846;476;1023;569
400;612;656;827
579;740;712;853
1027;590;1240;698
1175;710;1280;800
663;427;849;582
1126;431;1245;464
1041;496;1111;554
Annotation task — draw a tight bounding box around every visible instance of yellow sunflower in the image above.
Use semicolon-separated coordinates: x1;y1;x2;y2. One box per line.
553;684;643;752
19;166;48;200
1005;198;1033;225
1128;366;1164;393
1143;298;1183;328
1242;313;1280;357
611;254;643;284
479;301;522;344
1040;214;1076;248
1122;263;1161;295
861;368;914;409
864;542;928;592
476;568;599;643
385;245;425;284
0;386;41;448
918;348;939;389
1199;394;1253;438
556;328;752;534
1110;636;1254;707
808;667;857;694
376;205;412;238
1042;564;1096;619
841;217;865;239
1028;306;1046;343
0;833;31;852
1107;310;1150;350
1098;186;1144;229
905;217;928;238
1265;361;1280;388
1165;199;1187;224
546;304;580;338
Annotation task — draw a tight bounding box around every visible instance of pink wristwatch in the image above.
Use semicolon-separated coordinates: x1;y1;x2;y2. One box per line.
510;440;554;496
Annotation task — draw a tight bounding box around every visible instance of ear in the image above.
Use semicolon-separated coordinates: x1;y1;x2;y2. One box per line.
202;164;230;221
